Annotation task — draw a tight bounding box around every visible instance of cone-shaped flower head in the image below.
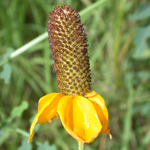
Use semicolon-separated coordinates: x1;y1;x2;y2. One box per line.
28;4;112;145
48;4;91;96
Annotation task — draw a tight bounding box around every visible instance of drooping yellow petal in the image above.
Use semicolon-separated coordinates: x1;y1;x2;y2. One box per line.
57;96;102;145
38;93;60;111
28;93;64;143
87;91;112;138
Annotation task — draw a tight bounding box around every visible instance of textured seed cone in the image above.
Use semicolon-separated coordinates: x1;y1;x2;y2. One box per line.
47;4;91;96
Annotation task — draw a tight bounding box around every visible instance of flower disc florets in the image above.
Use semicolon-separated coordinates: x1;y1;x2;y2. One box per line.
47;4;91;96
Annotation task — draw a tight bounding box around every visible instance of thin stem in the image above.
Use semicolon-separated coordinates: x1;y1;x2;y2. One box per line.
78;142;84;150
79;0;107;17
0;0;108;67
0;32;48;67
10;32;48;59
15;128;30;137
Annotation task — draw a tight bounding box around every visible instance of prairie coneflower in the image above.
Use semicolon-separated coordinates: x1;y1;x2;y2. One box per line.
28;4;112;145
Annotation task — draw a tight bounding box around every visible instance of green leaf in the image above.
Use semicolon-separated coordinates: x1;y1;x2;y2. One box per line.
0;63;12;84
132;24;150;59
0;48;14;60
9;101;29;122
0;48;14;84
0;128;12;145
37;141;56;150
129;3;150;20
17;138;32;150
133;103;150;118
137;71;150;80
0;130;4;137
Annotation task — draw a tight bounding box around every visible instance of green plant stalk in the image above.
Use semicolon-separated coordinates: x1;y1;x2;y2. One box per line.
121;78;133;150
78;142;84;150
16;128;30;137
79;0;107;17
0;32;47;67
112;0;127;87
0;0;108;67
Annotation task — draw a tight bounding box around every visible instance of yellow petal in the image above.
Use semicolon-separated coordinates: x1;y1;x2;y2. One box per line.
57;96;102;145
28;93;64;143
38;93;59;111
87;91;111;138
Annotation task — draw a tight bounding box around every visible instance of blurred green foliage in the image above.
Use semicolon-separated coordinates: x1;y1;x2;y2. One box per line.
0;0;150;150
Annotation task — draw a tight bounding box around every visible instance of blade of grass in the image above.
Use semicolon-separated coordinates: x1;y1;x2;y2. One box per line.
121;76;134;150
43;41;52;91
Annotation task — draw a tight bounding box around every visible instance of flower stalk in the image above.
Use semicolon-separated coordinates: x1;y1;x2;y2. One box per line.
28;1;111;148
78;141;84;150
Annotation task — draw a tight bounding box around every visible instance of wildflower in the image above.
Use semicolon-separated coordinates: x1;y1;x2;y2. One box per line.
28;4;112;145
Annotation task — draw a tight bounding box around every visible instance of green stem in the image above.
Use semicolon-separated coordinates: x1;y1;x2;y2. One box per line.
0;0;108;67
78;142;84;150
121;76;133;150
0;32;48;67
79;0;107;17
15;128;30;137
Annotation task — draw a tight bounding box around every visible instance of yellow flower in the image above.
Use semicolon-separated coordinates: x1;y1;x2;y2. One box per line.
28;4;112;145
28;91;111;144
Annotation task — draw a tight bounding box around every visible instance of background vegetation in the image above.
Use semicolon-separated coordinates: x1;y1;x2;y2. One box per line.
0;0;150;150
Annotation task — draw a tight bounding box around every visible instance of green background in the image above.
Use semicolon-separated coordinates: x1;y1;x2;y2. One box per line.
0;0;150;150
